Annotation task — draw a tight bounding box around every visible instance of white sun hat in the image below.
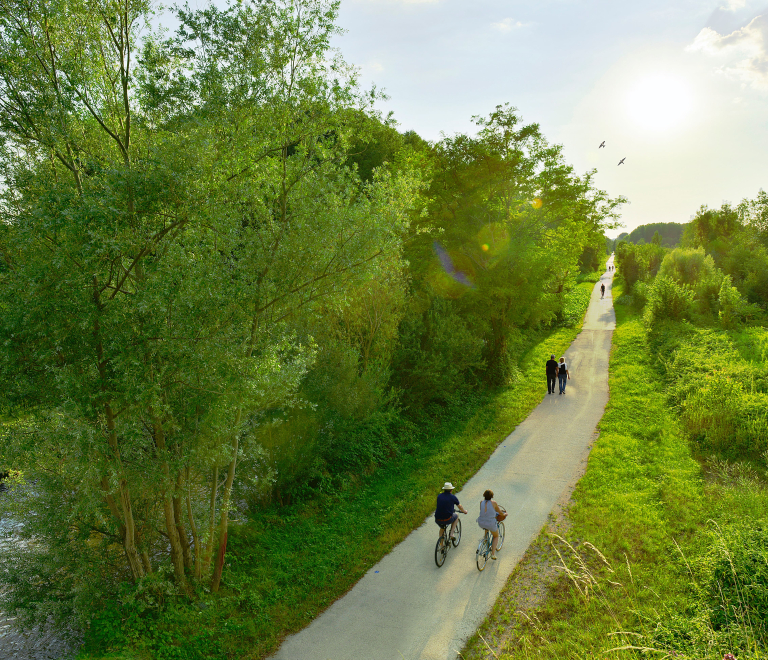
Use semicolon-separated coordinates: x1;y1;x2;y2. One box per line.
442;482;455;490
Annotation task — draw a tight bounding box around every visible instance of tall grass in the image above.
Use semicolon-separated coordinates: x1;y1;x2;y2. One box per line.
462;282;768;660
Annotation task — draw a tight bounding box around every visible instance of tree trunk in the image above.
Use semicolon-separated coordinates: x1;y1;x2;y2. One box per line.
210;433;238;593
210;311;261;591
186;467;201;581
118;477;144;582
94;280;143;582
163;496;189;591
202;466;219;578
100;478;142;580
153;421;190;593
100;477;126;540
173;472;193;572
141;550;153;575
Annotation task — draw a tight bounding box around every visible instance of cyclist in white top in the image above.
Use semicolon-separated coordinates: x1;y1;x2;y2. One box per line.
476;489;504;560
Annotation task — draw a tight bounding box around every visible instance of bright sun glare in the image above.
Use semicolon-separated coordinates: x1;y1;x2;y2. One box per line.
626;74;693;132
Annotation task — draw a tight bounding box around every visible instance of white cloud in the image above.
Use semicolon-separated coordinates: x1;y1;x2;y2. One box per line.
687;14;768;91
491;17;526;32
721;0;747;11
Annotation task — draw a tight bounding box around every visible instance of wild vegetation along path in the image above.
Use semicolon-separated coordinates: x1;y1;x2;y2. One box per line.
272;261;617;660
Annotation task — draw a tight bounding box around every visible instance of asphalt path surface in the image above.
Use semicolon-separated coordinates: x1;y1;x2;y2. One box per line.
273;260;617;660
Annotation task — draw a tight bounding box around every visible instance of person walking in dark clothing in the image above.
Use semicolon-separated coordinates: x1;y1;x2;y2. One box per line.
546;354;558;394
600;282;606;298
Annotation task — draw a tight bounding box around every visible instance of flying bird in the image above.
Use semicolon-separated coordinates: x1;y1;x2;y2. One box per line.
599;141;605;148
618;158;626;166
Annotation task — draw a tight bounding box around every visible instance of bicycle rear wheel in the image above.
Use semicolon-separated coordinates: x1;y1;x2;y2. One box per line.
435;535;448;567
496;521;505;551
476;538;489;571
452;518;462;547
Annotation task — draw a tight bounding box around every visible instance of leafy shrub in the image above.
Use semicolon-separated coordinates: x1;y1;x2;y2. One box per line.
657;326;768;457
659;247;717;287
615;240;665;290
644;275;694;326
560;284;592;327
679;372;768;456
717;274;758;328
391;296;485;405
633;280;649;306
719;275;743;328
86;580;226;659
658;248;725;315
576;270;603;284
680;372;745;451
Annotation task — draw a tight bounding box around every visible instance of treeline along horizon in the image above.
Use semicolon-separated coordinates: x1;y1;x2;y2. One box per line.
0;0;622;637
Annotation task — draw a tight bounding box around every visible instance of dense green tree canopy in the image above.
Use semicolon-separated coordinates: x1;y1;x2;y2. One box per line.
0;0;420;602
0;0;624;638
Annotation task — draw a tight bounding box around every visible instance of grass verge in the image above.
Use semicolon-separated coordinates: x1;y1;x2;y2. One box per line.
462;282;768;660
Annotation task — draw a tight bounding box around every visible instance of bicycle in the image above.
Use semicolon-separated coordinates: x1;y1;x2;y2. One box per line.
476;506;506;571
434;511;465;568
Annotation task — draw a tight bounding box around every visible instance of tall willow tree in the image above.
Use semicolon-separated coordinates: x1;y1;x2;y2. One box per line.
0;0;419;616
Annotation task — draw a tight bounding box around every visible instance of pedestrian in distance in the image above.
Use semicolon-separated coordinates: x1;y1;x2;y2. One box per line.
558;356;569;394
600;282;606;298
476;490;506;560
546;354;558;394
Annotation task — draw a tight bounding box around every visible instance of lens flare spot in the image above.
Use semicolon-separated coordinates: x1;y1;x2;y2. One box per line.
532;198;543;209
481;244;489;252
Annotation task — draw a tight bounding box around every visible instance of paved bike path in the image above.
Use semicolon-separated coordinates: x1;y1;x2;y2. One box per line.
272;262;616;660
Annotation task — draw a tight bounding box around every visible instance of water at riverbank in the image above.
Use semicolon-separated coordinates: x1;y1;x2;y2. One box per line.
0;485;79;660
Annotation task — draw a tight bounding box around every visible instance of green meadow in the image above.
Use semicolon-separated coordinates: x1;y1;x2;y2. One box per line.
464;278;768;660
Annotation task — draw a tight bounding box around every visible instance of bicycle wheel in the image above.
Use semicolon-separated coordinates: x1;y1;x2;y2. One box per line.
435;535;448;567
452;518;462;547
476;538;489;571
496;521;505;551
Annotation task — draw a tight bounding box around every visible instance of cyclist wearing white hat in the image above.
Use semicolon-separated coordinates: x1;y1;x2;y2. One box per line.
435;482;467;542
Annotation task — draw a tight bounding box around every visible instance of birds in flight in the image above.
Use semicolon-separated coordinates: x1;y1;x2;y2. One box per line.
599;140;626;166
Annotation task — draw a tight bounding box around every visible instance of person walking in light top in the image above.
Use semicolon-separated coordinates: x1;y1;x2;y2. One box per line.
558;356;569;395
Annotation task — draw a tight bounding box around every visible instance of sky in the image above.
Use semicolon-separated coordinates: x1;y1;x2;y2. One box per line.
330;0;768;238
